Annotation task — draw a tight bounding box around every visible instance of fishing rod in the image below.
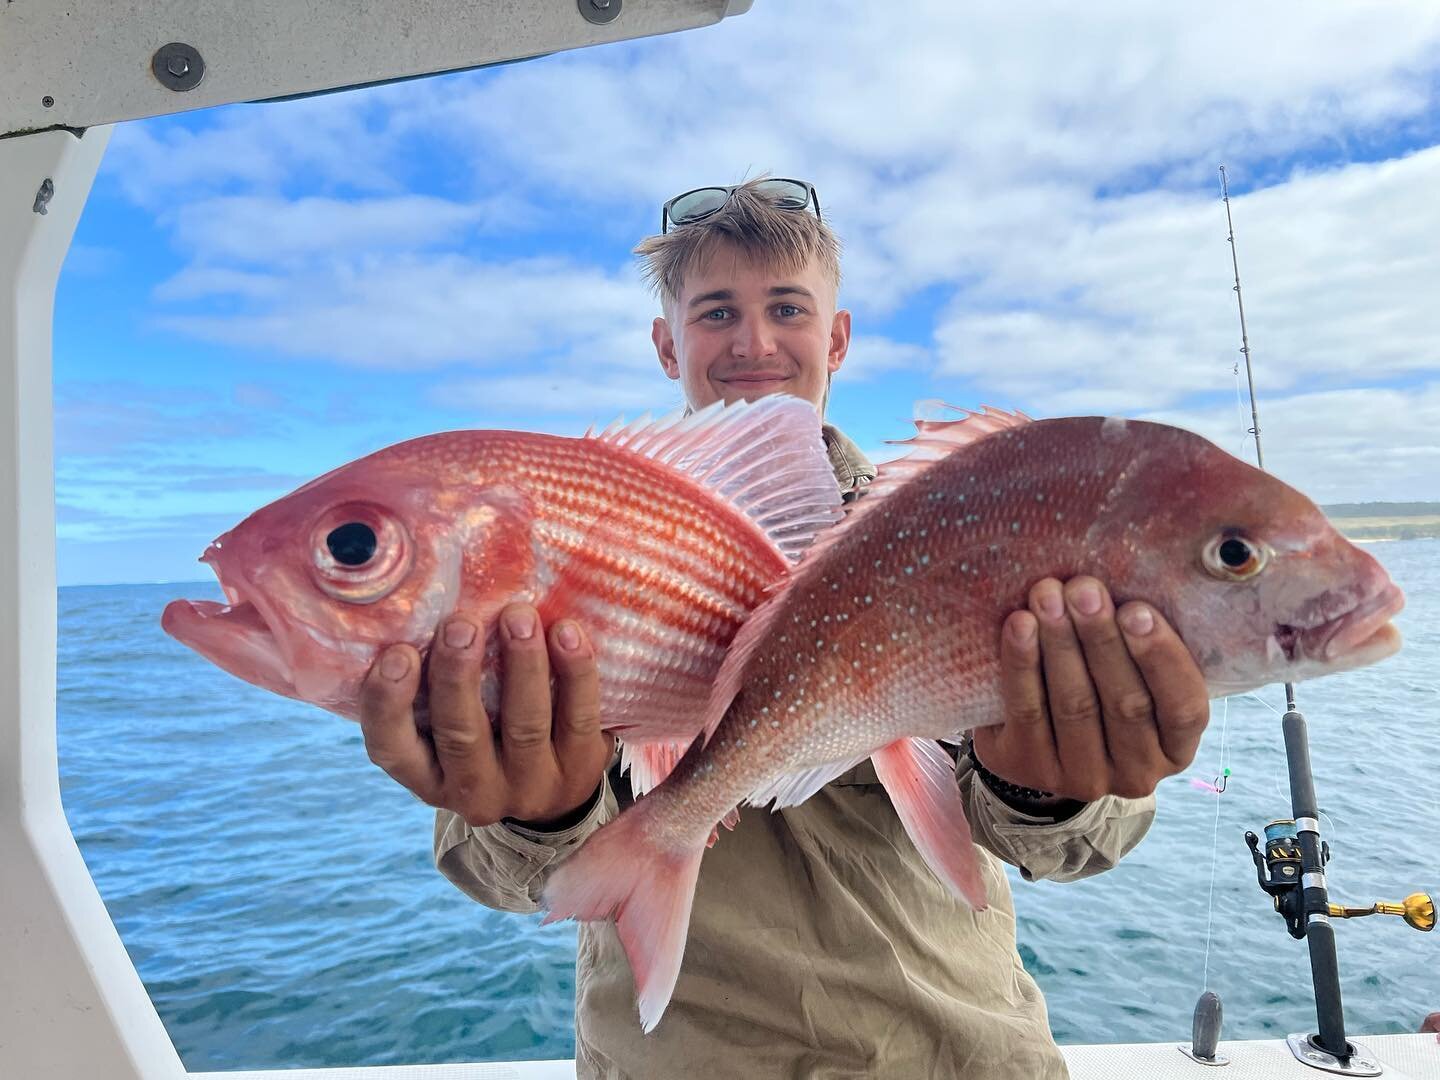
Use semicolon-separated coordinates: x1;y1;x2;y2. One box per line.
1180;167;1433;1076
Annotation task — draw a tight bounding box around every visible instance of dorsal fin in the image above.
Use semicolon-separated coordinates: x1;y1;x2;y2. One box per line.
694;403;1030;743
587;396;843;561
870;404;1032;497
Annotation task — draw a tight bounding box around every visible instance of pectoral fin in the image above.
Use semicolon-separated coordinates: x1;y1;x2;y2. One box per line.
871;737;988;910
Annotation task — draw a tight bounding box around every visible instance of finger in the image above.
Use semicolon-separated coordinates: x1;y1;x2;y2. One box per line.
1031;577;1110;802
548;620;609;790
1064;577;1168;797
984;609;1060;790
1117;602;1211;771
359;644;444;804
427;614;502;812
496;604;560;794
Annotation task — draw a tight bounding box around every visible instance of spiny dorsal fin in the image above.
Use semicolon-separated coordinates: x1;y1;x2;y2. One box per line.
587;396;843;561
870;403;1032;498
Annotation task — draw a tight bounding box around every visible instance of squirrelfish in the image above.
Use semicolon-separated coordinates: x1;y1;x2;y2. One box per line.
541;408;1404;1032
162;396;843;785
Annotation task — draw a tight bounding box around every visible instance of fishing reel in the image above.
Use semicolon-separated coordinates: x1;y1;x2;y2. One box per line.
1245;819;1435;941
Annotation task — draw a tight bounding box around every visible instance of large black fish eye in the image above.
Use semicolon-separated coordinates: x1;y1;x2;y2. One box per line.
1218;537;1253;568
326;522;378;566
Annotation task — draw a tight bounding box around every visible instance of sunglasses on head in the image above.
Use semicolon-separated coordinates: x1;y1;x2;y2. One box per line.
661;178;821;233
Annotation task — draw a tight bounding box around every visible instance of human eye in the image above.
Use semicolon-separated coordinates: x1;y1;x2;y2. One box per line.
775;303;804;318
702;307;732;322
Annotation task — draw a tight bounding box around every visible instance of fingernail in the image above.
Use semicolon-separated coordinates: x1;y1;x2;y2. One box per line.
1035;585;1064;620
379;650;410;681
1119;605;1155;637
444;619;477;649
1007;614;1036;647
556;621;582;651
1070;582;1102;616
504;608;535;641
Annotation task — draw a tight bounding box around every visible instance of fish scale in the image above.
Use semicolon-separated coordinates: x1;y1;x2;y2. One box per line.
671;421;1144;825
542;407;1406;1035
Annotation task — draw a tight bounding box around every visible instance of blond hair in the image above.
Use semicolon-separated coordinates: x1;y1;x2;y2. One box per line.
635;178;842;312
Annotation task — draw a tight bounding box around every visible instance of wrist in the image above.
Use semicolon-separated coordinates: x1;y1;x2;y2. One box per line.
965;736;1085;821
504;782;603;833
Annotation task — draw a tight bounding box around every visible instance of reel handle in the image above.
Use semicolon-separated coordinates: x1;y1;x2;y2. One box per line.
1327;893;1435;933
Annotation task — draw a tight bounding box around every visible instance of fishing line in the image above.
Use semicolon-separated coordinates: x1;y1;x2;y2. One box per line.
1200;696;1232;990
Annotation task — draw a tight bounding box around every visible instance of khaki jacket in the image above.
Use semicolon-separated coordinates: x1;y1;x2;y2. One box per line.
434;426;1155;1079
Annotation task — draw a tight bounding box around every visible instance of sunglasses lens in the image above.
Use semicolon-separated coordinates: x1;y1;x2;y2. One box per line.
669;188;731;225
754;179;811;209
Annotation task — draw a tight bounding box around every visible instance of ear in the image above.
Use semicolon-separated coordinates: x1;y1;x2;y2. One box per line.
653;317;681;380
827;308;851;375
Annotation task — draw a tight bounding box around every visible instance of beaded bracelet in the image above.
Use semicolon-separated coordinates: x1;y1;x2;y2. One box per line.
964;735;1056;804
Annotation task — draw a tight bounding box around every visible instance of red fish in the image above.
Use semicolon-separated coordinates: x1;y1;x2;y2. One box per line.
161;396;843;788
542;408;1405;1032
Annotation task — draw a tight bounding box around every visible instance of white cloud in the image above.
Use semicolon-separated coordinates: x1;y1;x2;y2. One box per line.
842;335;934;381
1142;381;1440;503
89;0;1440;522
155;255;655;369
166;194;530;267
431;371;680;417
397;1;1440;303
933;147;1440;413
103;91;404;207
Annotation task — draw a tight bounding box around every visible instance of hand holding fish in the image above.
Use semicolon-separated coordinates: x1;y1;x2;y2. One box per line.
976;575;1211;808
357;604;613;829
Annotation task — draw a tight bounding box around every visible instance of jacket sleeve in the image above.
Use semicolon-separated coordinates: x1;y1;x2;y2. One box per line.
433;771;618;914
955;755;1155;883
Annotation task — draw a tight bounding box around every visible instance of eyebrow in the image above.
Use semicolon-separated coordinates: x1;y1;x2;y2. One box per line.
686;285;816;310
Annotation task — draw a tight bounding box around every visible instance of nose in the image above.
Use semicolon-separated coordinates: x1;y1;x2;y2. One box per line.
731;317;778;360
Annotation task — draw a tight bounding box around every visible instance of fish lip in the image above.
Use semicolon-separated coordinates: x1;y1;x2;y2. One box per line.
161;547;300;698
160;595;299;699
1291;582;1406;664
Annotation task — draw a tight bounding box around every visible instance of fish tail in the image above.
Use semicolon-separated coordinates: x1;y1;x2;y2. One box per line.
542;797;707;1033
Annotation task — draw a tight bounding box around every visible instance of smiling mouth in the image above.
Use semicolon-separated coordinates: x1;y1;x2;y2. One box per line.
722;372;790;382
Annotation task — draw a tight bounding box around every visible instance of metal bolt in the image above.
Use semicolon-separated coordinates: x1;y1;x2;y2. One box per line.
578;0;621;24
152;43;204;92
42;95;54;108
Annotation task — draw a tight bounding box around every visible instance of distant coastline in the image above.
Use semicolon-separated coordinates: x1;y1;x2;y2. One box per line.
1323;501;1440;543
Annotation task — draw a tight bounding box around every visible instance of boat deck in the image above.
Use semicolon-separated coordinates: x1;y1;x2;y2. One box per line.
192;1033;1440;1080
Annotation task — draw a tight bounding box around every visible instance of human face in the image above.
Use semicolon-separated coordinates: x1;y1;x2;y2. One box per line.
652;243;850;412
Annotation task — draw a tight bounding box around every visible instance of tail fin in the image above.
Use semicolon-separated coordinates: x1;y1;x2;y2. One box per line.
541;801;707;1033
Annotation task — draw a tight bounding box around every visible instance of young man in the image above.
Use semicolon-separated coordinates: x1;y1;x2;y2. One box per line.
358;179;1211;1078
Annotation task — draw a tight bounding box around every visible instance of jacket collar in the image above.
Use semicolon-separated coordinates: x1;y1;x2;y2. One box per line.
822;424;877;501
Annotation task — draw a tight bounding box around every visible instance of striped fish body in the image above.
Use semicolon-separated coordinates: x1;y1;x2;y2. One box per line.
161;398;842;758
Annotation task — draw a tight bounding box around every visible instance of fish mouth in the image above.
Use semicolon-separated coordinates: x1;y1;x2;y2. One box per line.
161;545;300;701
1272;582;1405;669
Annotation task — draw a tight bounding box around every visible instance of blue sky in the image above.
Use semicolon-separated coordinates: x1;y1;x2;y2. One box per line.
54;1;1440;586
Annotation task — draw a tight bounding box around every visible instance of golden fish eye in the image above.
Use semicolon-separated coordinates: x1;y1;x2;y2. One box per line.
310;503;412;603
1202;533;1269;581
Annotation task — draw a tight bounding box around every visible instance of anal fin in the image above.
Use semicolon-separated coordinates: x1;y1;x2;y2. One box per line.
743;752;870;810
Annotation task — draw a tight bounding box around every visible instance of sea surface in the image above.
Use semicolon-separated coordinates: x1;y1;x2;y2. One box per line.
58;540;1439;1070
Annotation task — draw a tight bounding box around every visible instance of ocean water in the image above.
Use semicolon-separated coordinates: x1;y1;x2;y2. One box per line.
57;540;1439;1070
